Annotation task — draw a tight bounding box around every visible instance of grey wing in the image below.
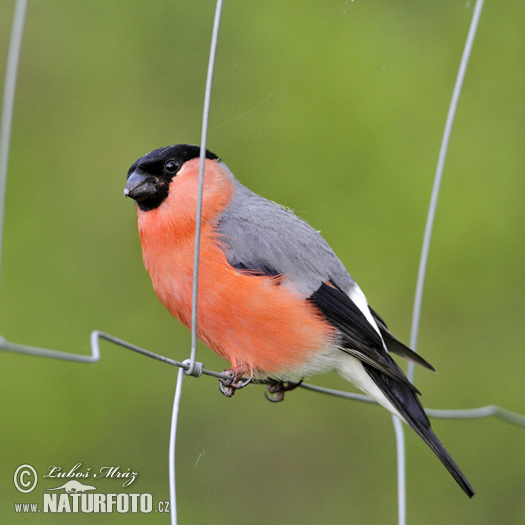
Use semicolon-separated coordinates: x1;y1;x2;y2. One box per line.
216;178;355;296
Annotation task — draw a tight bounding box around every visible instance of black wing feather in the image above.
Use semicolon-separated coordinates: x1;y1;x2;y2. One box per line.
369;307;436;371
310;282;474;498
365;363;474;497
308;282;420;393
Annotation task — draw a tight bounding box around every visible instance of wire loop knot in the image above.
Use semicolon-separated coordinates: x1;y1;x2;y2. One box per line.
183;359;203;378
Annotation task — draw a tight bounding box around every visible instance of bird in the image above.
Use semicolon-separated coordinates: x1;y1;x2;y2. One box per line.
124;143;474;498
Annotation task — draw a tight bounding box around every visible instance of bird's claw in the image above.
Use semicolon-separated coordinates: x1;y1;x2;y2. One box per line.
219;369;254;397
264;379;303;402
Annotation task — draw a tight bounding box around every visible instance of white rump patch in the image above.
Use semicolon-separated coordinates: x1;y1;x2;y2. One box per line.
337;352;404;421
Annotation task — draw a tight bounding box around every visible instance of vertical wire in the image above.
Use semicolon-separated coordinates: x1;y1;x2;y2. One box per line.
408;0;485;381
169;366;185;525
168;1;224;522
394;2;485;524
187;0;224;376
392;416;406;525
0;0;28;295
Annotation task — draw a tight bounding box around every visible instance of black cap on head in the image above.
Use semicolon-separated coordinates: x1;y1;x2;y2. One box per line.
125;144;219;211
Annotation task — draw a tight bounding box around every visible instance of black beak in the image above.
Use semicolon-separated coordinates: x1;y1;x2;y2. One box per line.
124;171;158;202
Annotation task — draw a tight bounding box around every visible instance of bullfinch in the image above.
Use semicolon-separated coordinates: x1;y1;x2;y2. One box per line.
124;144;474;497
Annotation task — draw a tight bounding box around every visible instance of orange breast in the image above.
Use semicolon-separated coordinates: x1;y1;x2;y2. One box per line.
145;229;335;376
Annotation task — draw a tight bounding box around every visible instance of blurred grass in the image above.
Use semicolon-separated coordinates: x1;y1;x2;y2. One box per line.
0;1;524;523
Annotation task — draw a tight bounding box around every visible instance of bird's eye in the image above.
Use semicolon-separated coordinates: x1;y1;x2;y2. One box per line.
165;160;180;174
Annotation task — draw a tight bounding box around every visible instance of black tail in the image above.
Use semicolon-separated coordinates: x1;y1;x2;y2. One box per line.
365;363;474;498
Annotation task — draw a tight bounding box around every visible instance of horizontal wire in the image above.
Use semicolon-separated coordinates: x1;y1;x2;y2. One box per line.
426;405;525;425
91;333;525;426
5;331;521;426
299;380;524;424
0;334;100;363
91;331;229;380
298;381;376;404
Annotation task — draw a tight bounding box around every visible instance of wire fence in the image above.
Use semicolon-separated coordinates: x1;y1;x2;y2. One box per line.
1;1;524;524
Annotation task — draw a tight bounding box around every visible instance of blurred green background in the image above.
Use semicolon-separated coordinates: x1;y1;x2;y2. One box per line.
1;1;523;523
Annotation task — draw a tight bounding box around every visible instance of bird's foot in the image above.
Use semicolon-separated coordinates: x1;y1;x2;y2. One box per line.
219;368;254;397
264;379;303;403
